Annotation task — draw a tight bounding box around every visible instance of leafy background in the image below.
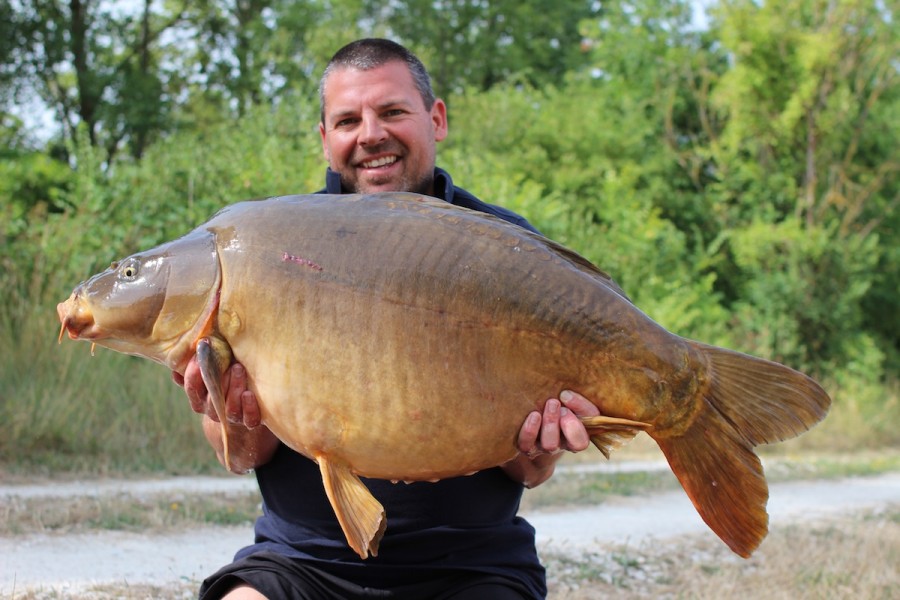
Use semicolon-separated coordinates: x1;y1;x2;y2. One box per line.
1;0;897;474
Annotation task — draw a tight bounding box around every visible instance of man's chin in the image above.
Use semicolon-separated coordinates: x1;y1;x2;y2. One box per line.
346;172;431;195
357;179;407;194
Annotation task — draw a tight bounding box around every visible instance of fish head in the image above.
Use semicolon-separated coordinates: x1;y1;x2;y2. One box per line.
57;229;221;372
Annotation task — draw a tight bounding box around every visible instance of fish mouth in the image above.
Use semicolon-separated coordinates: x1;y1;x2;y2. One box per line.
56;293;100;341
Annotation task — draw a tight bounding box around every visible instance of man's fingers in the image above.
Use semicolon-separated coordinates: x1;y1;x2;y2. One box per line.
559;408;591;452
241;390;262;428
224;364;245;424
539;399;562;453
559;389;600;417
519;391;602;459
182;358;209;414
517;411;541;454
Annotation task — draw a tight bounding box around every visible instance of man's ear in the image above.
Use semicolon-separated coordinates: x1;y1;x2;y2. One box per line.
431;99;448;142
319;122;330;162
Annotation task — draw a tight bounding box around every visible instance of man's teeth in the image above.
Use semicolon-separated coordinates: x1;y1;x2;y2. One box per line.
362;156;397;168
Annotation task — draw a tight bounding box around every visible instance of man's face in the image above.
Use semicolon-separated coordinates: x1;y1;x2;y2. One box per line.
319;61;448;195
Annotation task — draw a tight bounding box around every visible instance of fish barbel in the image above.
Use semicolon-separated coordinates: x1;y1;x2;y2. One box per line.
57;193;831;559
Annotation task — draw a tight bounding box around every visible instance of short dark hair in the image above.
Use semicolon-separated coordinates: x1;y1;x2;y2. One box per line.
319;38;437;123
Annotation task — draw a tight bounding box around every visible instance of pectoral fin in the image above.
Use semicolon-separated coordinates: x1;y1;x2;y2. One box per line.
318;455;386;559
580;415;651;459
196;336;234;470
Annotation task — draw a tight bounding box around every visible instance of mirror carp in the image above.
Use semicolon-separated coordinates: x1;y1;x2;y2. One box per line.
57;193;831;560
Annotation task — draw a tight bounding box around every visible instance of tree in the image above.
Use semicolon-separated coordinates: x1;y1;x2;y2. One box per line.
383;0;599;94
179;0;329;119
6;0;190;161
707;0;899;373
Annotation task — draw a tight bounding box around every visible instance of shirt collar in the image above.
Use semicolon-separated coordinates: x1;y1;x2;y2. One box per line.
432;167;454;203
325;168;343;193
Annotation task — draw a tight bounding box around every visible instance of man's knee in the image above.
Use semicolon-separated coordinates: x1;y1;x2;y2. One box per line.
220;583;268;600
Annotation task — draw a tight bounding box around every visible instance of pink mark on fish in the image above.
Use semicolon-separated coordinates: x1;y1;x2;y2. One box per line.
282;252;323;271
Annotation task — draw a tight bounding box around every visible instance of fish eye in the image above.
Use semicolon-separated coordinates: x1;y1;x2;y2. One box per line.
119;259;140;280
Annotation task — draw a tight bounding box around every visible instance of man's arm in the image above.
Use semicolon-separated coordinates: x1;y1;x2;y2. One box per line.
502;390;599;488
173;361;280;474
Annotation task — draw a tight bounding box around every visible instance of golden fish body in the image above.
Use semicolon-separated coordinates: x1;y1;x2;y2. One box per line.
58;193;830;560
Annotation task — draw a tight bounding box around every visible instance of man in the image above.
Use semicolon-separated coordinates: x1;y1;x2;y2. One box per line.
175;38;600;599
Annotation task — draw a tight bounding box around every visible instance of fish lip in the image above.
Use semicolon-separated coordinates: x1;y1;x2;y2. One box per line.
61;317;102;341
57;295;102;341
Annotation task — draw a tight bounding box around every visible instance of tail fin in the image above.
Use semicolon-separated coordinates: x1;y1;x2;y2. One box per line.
654;342;831;558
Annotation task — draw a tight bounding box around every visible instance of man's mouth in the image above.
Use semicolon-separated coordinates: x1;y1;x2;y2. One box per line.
360;155;398;169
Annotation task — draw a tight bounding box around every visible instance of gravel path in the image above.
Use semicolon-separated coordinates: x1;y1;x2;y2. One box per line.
2;469;898;595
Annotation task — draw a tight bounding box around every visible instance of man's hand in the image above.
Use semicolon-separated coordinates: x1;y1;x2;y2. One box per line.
502;390;599;488
173;359;279;473
174;360;263;428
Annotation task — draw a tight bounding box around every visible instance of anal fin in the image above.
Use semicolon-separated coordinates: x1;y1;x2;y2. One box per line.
580;415;651;459
318;455;387;559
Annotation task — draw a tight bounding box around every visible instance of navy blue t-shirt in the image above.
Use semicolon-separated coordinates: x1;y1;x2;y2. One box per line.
240;168;546;598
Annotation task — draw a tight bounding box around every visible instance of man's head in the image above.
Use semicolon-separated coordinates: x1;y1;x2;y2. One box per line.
318;39;448;195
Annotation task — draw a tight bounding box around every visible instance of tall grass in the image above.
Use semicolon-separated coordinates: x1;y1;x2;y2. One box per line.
0;306;218;476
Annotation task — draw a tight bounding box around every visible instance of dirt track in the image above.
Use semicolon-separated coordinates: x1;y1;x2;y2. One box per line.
2;468;899;596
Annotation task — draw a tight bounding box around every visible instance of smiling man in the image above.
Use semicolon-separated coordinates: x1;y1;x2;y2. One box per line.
319;56;446;195
178;39;599;600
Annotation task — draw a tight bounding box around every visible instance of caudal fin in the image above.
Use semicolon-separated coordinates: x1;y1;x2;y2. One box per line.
654;342;831;558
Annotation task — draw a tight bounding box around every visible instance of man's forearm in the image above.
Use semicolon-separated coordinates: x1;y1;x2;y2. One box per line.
501;452;563;489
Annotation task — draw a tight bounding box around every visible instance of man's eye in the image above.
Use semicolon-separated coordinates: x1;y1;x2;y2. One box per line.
335;118;358;128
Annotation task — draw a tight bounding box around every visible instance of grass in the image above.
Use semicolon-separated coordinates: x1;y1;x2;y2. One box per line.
523;467;681;511
0;309;220;477
522;443;900;511
542;506;900;599
3;447;896;537
0;490;262;536
6;492;897;599
5;582;197;600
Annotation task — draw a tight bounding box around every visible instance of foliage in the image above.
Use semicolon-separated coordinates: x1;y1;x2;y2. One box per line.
726;219;881;373
705;0;899;374
385;0;599;94
0;300;216;474
0;0;898;473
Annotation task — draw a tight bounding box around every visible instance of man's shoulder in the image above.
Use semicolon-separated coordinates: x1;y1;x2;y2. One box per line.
450;187;540;234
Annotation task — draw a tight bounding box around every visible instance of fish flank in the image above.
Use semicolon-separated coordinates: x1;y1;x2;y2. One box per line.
281;251;324;271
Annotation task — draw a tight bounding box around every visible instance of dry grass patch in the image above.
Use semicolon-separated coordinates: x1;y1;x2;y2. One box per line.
545;506;899;599
5;581;197;600
1;491;262;536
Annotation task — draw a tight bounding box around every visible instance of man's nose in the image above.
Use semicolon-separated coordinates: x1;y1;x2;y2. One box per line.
359;117;388;146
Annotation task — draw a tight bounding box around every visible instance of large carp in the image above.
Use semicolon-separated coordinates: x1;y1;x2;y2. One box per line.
58;193;830;560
